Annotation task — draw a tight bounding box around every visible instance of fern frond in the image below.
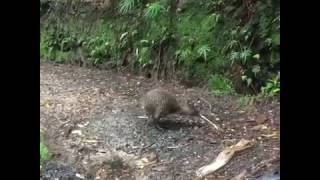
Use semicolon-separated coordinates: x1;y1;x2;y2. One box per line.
119;0;136;14
144;2;165;20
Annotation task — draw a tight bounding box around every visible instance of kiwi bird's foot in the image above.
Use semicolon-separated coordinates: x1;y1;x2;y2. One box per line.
154;123;165;132
147;120;165;132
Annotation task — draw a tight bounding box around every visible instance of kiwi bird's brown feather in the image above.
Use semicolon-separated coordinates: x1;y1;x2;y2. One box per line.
142;88;198;122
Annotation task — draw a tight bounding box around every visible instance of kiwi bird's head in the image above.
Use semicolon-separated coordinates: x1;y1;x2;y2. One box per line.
180;103;199;116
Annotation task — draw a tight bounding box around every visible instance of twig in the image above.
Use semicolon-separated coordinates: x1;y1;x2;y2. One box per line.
199;113;220;131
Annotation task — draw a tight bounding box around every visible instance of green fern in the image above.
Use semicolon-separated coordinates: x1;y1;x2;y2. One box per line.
240;49;252;62
197;44;211;60
119;0;136;14
180;49;192;59
230;51;239;64
226;40;238;50
144;2;165;20
175;48;193;65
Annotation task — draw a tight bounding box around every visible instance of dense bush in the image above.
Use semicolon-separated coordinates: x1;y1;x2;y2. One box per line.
40;0;280;97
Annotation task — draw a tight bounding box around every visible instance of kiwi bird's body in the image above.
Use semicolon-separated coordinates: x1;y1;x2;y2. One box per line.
141;88;198;124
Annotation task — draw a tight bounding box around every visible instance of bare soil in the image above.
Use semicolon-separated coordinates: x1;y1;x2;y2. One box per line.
40;61;280;180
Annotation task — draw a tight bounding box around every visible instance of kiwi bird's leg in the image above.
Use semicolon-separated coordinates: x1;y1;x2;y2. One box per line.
154;122;165;131
153;113;165;131
146;114;154;126
146;114;161;129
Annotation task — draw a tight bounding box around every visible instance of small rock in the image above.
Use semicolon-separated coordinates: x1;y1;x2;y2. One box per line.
71;130;83;136
77;122;89;128
76;173;85;179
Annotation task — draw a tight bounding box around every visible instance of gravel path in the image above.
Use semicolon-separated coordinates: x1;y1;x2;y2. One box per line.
40;61;280;180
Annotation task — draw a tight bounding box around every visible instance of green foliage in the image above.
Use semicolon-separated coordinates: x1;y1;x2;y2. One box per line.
197;44;211;61
144;2;166;20
261;72;280;97
55;51;75;63
83;31;117;65
136;43;152;67
208;74;235;96
187;63;208;81
40;142;51;164
119;0;136;14
41;21;122;66
174;10;230;81
237;95;255;108
40;25;80;62
40;0;279;97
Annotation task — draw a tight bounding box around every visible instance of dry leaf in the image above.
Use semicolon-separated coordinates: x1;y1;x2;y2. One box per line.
261;131;279;138
196;139;254;178
251;124;268;131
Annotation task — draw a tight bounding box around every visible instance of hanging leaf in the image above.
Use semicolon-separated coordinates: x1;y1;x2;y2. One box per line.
252;65;261;75
253;54;260;60
246;78;252;86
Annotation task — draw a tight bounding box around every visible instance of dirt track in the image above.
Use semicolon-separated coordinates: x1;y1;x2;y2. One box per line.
40;61;280;180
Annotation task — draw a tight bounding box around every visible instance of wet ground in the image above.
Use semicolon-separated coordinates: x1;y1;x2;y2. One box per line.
40;61;280;180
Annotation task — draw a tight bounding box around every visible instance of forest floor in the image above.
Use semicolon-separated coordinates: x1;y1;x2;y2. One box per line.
40;60;280;180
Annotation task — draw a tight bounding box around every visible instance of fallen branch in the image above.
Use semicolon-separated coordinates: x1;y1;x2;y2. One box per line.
196;139;254;178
